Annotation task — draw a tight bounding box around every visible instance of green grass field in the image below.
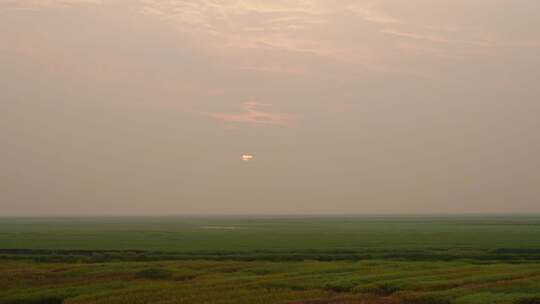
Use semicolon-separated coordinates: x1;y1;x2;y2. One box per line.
1;216;540;303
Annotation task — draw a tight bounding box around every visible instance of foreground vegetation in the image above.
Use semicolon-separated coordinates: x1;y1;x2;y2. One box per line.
2;259;540;304
1;216;540;303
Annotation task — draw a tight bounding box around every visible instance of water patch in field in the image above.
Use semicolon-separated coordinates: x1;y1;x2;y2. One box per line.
201;226;239;230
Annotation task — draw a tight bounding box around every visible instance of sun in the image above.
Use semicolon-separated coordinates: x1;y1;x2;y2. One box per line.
241;154;254;162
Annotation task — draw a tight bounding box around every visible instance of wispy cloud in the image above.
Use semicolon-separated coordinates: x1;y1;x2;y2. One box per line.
138;0;333;58
198;102;297;127
236;64;305;76
380;29;491;47
346;4;401;24
139;0;323;31
0;0;102;11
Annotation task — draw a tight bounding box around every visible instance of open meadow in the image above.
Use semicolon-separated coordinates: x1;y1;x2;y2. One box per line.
4;0;540;303
1;216;540;304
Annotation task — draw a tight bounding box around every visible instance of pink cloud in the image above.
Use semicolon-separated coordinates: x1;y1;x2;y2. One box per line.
236;64;305;76
199;102;297;127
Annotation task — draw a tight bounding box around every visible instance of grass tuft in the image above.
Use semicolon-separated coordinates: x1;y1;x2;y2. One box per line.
134;268;173;280
0;296;64;304
516;297;540;304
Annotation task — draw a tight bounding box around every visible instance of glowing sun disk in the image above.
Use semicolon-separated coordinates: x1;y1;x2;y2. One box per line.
242;154;254;162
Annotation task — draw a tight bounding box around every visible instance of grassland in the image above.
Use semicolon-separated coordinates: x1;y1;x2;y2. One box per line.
1;215;540;303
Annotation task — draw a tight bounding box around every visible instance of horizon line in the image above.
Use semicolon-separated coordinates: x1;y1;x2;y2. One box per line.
1;212;539;219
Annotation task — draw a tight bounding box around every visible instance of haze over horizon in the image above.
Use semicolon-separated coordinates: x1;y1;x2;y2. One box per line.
2;0;539;216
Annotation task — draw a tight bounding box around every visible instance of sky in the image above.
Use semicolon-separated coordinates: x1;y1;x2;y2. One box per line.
1;0;539;216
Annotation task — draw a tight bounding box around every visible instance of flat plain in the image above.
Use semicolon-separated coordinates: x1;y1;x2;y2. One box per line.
1;216;540;304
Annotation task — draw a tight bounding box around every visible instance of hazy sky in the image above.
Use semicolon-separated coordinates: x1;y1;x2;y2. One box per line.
1;0;539;215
